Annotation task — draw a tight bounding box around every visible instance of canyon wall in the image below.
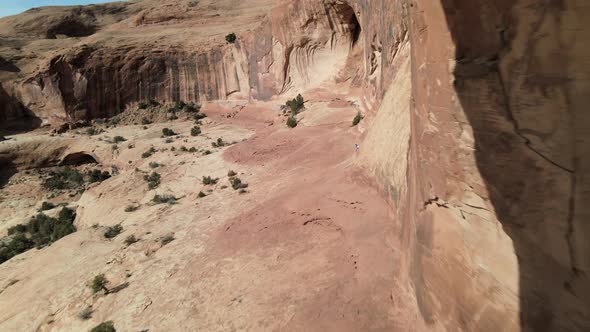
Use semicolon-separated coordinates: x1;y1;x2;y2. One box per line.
1;0;589;331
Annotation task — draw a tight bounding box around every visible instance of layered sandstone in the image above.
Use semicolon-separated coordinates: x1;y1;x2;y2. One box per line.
0;0;588;331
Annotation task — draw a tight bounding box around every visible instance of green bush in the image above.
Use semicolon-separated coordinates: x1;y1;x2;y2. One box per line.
352;112;363;126
113;136;126;143
144;172;161;189
162;128;177;137
180;146;188;152
44;167;84;190
161;234;175;246
124;205;139;212
87;169;111;183
152;194;177;205
230;177;248;190
286;116;298;128
211;138;225;148
39;201;56;211
7;224;27;235
225;33;237;43
104;225;123;239
124;235;138;245
185;103;200;113
227;170;237;177
165;137;174;144
193;113;207;121
90;274;108;294
191;126;201;136
198;191;206;198
90;321;116;332
202;150;211;155
149;162;160;169
189;147;197;153
138;101;148;109
142;147;157;158
286;94;304;115
202;176;217;185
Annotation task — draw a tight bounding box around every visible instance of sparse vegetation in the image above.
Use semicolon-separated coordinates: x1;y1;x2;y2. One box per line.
286;116;298;128
85;127;103;136
90;321;116;332
198;191;206;198
78;306;93;320
87;169;111;183
193;113;207;121
152;194;177;205
225;33;237;43
185;103;200;113
180;146;188;152
141;117;152;125
162;128;177;137
352;111;363;126
202;150;211;155
104;225;123;239
90;274;108;294
143;172;161;189
202;176;218;185
124;235;138;245
39;201;56;211
138;101;148;109
285;94;305;115
141;147;157;158
211;138;225;148
148;162;161;169
165;137;174;143
161;234;175;246
228;170;237;177
1;207;77;264
43;167;84;190
113;136;126;143
124;205;139;212
230;177;248;190
191;126;201;136
189;147;197;153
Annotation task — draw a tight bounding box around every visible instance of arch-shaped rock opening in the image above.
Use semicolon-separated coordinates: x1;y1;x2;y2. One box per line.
332;2;361;47
60;152;98;166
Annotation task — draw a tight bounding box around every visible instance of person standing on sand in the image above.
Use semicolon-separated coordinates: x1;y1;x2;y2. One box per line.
354;143;359;152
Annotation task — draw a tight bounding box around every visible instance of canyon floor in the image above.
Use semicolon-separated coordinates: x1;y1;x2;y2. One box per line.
0;91;416;331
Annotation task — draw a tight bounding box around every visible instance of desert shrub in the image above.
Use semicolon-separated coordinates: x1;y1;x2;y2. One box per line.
198;191;206;198
39;201;56;211
87;169;111;183
225;33;237;43
90;321;116;332
141;117;152;125
239;188;247;194
85;127;103;136
124;205;139;212
189;147;197;153
174;100;186;111
90;274;108;294
149;162;160;169
211;138;225;148
202;176;218;185
111;144;118;151
185;103;200;113
152;194;177;205
162;128;177;137
141;147;157;158
180;146;188;152
171;147;176;151
138;101;148;109
165;137;174;143
191;126;201;136
143;172;161;189
202;150;211;155
352;111;363;126
104;225;123;239
78;306;93;320
227;170;237;177
230;177;248;190
161;234;175;246
285;94;304;115
148;99;160;107
7;223;27;235
44;167;84;190
128;144;135;149
286;116;298;128
113;136;126;143
124;235;138;245
193;113;207;120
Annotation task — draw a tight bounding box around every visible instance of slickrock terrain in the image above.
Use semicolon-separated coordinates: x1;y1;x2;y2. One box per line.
0;0;589;331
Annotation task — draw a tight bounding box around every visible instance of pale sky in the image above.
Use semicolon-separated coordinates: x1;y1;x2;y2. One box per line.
0;0;125;18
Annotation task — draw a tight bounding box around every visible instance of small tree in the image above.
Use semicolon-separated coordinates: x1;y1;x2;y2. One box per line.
90;321;116;332
191;126;201;136
90;274;109;294
162;128;177;137
225;33;237;43
125;235;138;245
144;172;161;189
113;136;126;143
39;201;56;211
352;112;363;126
287;116;298;128
104;225;123;239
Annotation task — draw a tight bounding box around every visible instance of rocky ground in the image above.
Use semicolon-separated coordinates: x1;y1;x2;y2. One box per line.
0;92;417;331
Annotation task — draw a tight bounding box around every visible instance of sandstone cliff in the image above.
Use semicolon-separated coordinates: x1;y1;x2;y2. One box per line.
0;0;588;331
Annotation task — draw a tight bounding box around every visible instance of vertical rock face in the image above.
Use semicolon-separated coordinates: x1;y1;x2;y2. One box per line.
0;0;589;330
